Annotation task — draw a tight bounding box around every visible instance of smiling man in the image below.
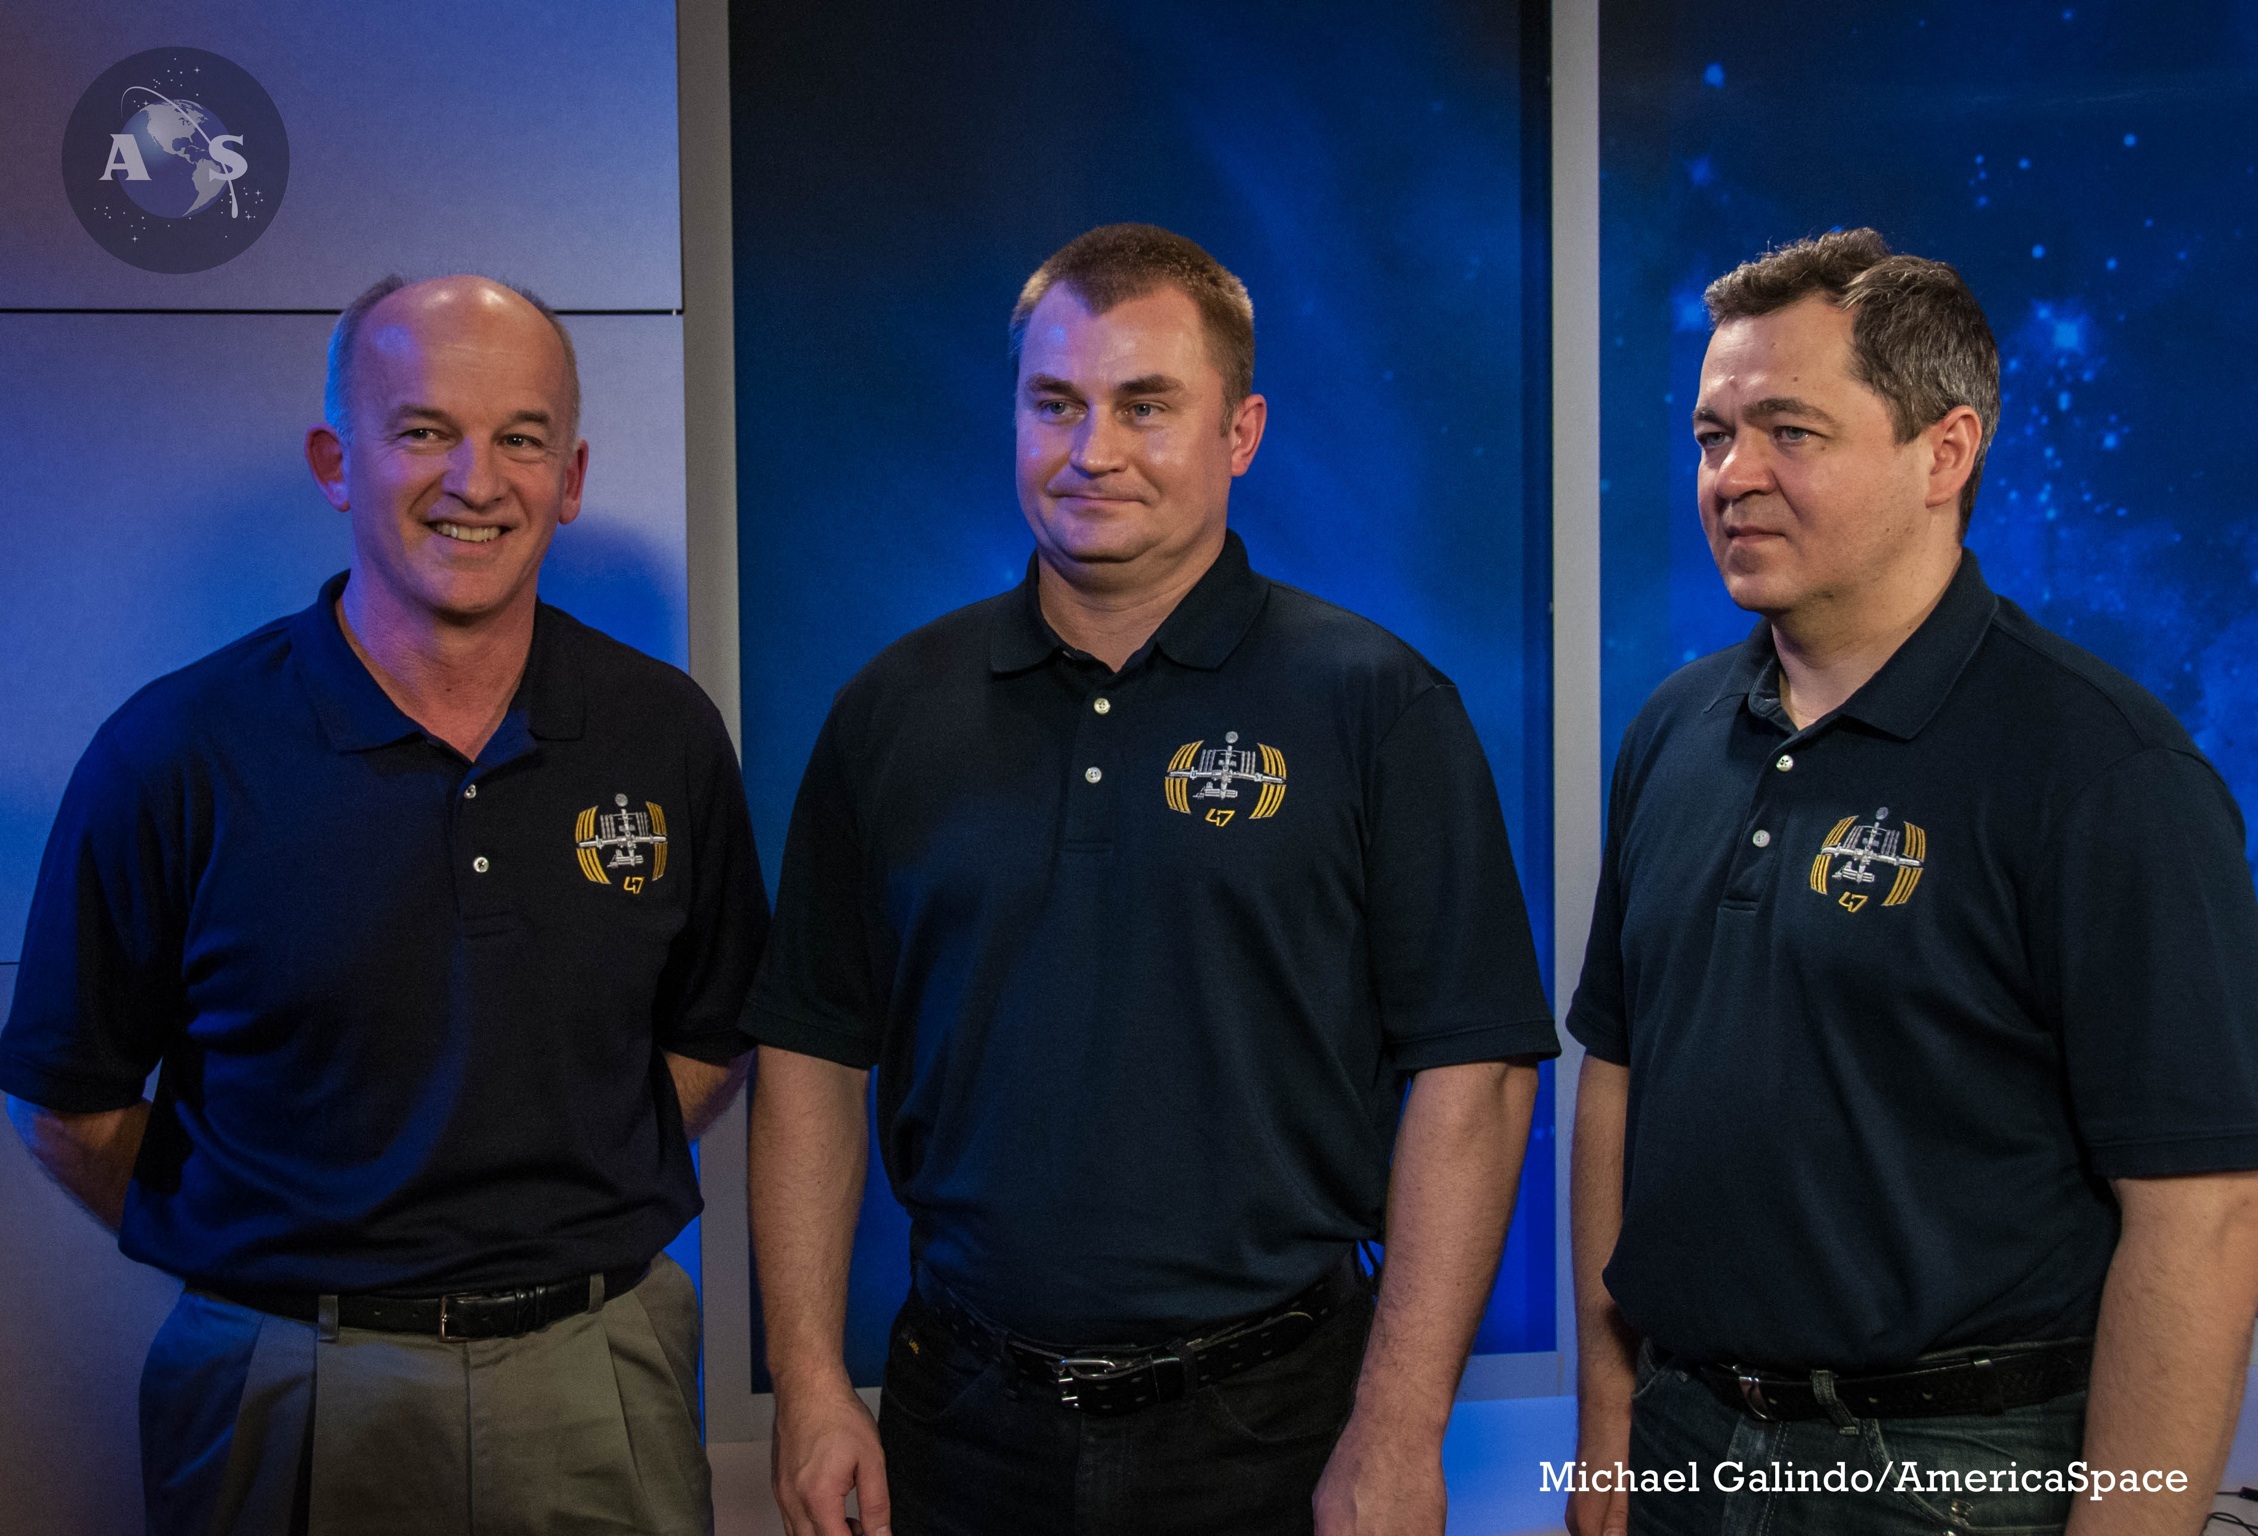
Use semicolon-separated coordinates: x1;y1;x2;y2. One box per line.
1565;230;2258;1536
0;275;768;1535
747;224;1556;1536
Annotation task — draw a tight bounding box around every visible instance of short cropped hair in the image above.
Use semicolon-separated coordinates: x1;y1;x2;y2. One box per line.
1010;224;1256;414
325;274;582;444
1705;229;1999;528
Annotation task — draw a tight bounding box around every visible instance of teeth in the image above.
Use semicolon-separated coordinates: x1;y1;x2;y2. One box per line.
433;522;501;544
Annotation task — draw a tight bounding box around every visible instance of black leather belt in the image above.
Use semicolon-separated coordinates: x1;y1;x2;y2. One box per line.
913;1256;1370;1417
1690;1338;2092;1422
203;1262;650;1341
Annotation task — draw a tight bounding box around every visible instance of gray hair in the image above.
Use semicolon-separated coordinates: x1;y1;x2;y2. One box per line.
324;274;582;444
1704;228;2000;530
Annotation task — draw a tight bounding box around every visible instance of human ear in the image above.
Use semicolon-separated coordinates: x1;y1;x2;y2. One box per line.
306;423;351;512
1227;392;1268;476
1923;406;1984;513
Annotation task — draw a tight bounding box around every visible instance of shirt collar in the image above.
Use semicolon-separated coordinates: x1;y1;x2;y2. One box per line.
1707;551;2000;741
988;529;1271;675
291;572;586;756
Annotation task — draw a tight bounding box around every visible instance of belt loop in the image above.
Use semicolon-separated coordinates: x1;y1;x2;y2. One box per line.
1809;1369;1860;1435
317;1294;340;1342
589;1272;607;1314
1971;1355;2006;1414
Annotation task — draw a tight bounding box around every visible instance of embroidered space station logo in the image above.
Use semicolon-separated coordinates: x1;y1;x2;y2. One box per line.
1809;806;1927;912
1164;731;1287;827
62;48;290;273
575;794;670;893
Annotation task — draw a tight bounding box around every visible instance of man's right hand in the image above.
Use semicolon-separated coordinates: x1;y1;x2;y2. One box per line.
1563;1401;1631;1536
771;1379;891;1536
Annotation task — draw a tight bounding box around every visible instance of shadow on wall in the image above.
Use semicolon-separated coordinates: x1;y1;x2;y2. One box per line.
541;513;689;670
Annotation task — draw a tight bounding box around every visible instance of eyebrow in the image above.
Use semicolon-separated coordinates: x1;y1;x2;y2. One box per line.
1022;372;1188;398
389;405;554;431
1690;396;1842;429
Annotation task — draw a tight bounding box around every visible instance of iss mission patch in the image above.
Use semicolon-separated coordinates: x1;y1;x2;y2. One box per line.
63;47;289;274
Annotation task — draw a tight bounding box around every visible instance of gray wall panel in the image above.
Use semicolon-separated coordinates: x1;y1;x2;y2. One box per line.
0;1;680;309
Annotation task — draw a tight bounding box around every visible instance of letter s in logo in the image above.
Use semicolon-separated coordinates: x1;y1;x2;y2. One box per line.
207;134;248;182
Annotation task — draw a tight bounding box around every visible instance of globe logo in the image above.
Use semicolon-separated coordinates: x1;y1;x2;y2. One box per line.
108;91;250;220
64;48;289;274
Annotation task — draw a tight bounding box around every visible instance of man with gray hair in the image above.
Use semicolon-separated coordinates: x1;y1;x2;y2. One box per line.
1566;229;2258;1536
1;275;768;1534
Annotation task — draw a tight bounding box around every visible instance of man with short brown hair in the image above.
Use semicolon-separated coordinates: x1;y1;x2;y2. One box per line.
1566;229;2258;1536
749;223;1556;1535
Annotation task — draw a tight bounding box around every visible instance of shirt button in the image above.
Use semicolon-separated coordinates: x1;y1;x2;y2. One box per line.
463;783;478;799
1092;697;1112;715
1084;766;1103;784
1751;829;1771;848
472;856;490;873
1775;754;1794;772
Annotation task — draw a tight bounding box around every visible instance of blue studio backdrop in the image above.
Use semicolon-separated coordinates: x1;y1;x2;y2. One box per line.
1600;0;2258;843
731;0;1557;1387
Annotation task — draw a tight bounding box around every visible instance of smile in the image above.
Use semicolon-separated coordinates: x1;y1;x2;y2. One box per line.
432;522;503;544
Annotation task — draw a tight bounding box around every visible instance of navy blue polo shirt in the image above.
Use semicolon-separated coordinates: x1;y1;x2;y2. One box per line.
1569;553;2258;1371
0;574;769;1295
749;532;1557;1341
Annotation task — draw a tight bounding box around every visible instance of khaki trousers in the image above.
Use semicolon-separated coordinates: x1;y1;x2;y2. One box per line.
141;1254;712;1536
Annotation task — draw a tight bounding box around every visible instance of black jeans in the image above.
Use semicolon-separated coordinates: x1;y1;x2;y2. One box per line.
878;1285;1373;1536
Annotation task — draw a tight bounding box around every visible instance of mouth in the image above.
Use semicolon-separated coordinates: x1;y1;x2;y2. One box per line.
431;521;504;545
1048;491;1145;508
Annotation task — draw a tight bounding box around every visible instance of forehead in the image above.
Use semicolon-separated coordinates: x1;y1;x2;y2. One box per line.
357;287;570;407
1699;296;1859;396
1018;283;1218;386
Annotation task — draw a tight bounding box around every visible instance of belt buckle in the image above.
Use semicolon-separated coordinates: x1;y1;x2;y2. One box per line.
1736;1370;1777;1422
439;1294;467;1342
1055;1355;1132;1410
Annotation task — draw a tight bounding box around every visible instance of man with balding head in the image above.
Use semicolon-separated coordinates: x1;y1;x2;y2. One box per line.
1;275;768;1534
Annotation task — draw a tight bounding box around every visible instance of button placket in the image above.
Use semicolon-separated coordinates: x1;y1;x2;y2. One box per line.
1061;674;1123;848
1723;728;1808;903
450;765;509;918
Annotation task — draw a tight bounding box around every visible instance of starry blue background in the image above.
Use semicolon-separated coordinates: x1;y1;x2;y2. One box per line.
732;0;1557;1384
1601;0;2258;846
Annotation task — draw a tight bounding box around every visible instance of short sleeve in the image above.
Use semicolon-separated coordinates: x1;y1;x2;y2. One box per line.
1565;736;1635;1066
745;712;885;1069
2036;746;2258;1177
0;732;186;1112
651;701;772;1065
1365;684;1557;1071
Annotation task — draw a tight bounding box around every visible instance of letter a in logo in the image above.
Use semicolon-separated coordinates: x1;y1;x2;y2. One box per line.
101;134;151;181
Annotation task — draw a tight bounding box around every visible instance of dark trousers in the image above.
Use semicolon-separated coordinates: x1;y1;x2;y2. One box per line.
878;1286;1373;1536
1627;1342;2087;1535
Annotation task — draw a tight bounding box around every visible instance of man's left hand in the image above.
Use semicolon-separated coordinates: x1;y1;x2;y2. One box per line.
1312;1411;1446;1536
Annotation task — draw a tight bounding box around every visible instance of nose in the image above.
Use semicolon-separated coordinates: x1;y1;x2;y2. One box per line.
1067;411;1129;477
1708;430;1772;507
442;436;507;509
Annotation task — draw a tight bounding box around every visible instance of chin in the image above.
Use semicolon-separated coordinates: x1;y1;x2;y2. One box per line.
1042;519;1158;567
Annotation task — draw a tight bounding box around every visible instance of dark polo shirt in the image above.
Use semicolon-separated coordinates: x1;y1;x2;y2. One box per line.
1569;553;2258;1370
0;574;769;1294
750;532;1556;1341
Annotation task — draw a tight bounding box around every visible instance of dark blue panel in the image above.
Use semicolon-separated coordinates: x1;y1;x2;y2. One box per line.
734;0;1554;1384
1600;0;2258;859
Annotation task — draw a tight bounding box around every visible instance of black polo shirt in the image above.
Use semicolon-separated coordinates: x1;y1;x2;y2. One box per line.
749;532;1556;1341
1569;553;2258;1371
0;573;769;1295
